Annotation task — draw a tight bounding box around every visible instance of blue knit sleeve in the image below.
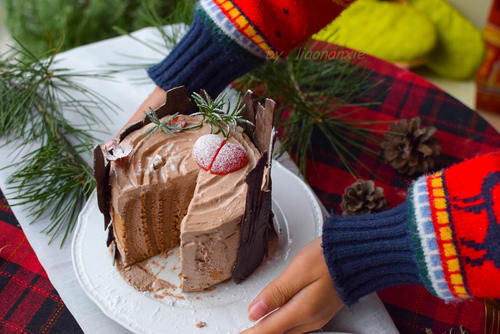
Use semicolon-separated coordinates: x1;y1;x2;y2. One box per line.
321;202;423;306
148;5;263;98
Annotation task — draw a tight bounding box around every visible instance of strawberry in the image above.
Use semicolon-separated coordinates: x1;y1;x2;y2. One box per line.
192;134;225;171
192;134;248;175
210;142;248;175
167;116;187;131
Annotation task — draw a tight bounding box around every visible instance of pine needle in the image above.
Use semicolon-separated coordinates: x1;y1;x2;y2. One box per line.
0;39;115;246
236;49;385;176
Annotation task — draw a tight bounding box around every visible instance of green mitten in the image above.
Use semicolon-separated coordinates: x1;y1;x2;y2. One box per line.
409;0;485;80
313;0;436;66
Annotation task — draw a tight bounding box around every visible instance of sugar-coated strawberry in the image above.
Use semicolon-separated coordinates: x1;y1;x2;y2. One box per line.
192;134;225;170
210;142;248;175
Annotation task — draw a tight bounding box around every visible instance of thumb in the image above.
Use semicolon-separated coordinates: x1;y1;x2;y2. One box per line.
248;259;309;321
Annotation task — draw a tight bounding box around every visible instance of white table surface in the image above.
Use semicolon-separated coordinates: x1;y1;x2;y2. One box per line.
0;26;398;333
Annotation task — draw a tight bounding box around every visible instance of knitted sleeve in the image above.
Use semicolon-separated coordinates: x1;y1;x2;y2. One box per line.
322;152;500;306
147;0;354;97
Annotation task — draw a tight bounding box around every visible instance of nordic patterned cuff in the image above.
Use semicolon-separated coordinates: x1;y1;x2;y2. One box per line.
408;151;500;301
322;202;422;306
407;174;467;301
147;4;264;98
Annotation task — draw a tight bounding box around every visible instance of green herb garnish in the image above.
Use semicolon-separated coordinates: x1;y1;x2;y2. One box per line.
143;108;201;138
191;90;253;139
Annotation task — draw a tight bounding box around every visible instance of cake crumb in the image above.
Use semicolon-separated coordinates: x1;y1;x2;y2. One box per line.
196;322;206;328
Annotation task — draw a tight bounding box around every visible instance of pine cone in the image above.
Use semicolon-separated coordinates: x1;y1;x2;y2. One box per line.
340;180;387;216
381;117;440;176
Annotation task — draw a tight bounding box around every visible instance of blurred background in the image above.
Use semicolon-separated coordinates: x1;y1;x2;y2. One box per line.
0;0;498;127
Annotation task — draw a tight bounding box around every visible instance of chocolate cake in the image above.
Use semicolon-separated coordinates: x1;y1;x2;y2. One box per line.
93;86;276;292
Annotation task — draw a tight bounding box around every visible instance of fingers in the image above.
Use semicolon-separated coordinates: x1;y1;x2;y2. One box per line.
248;246;314;321
243;238;343;334
243;286;313;334
244;277;337;334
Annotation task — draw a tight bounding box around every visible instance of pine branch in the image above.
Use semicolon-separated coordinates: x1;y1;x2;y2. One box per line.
236;49;388;177
0;39;115;246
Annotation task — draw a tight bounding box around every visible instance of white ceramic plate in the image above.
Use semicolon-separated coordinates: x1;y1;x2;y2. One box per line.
72;160;323;334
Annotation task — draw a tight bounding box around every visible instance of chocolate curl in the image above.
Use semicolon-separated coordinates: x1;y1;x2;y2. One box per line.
93;145;111;230
149;86;193;121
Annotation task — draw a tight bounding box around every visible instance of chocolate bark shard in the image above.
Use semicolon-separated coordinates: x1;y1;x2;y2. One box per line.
118;87;193;143
93;145;111;230
241;90;257;138
255;98;276;155
150;86;193;122
106;223;114;247
232;154;274;283
232;93;277;283
119;120;144;143
241;91;276;157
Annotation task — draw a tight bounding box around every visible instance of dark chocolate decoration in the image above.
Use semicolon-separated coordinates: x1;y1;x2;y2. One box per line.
241;90;257;139
118;87;193;144
255;98;276;155
241;90;276;156
232;92;277;283
232;154;275;283
106;223;114;247
93;145;111;229
119;120;144;143
150;86;193;121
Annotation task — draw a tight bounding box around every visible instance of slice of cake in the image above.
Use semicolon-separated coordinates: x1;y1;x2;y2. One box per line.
93;86;276;292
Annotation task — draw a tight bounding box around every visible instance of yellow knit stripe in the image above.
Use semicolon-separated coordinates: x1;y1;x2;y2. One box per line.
215;0;278;59
428;172;469;299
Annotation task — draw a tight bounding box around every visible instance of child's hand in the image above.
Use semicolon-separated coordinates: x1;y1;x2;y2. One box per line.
242;238;343;334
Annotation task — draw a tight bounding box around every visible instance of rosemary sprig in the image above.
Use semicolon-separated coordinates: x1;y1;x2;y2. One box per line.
191;90;253;139
143;108;201;138
0;39;115;246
